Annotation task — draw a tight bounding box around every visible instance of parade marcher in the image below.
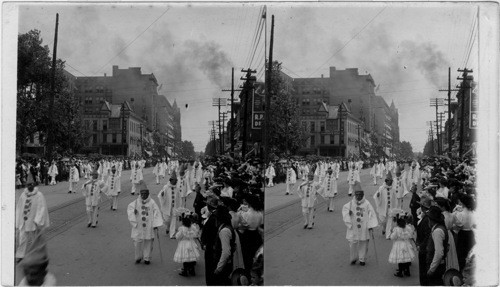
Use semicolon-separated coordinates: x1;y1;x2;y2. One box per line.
68;162;80;194
342;183;378;266
158;173;182;238
424;206;449;286
174;213;200;277
374;172;397;238
405;160;421;192
370;160;379;185
393;167;408;209
296;172;320;229
152;160;163;185
189;160;203;191
15;182;50;262
47;161;58;185
322;166;338;212
81;172;106;228
377;159;386;179
105;165;121;211
18;232;57;286
127;181;163;265
265;163;276;187
130;162;143;195
285;163;297;195
389;213;415;277
346;161;357;196
178;166;193;207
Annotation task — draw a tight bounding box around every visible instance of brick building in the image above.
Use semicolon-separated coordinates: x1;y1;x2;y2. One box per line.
75;66;181;157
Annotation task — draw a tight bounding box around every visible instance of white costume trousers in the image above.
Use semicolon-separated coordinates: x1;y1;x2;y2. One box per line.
134;239;154;261
86;205;99;226
111;196;118;210
15;230;36;259
286;183;294;194
348;184;354;195
267;177;274;187
50;176;57;185
302;207;315;228
166;215;178;237
328;198;335;211
349;240;369;263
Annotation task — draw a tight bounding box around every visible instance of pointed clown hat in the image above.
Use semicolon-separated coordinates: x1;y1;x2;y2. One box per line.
353;181;363;192
136;180;148;192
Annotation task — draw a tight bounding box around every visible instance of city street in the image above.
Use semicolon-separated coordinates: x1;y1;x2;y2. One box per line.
14;167;205;286
264;168;419;286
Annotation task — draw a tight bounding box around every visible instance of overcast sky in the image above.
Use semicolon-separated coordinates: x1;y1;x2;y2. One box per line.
16;2;479;152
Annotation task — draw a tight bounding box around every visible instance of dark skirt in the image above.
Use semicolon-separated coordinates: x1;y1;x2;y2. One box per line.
457;230;475;271
240;229;263;272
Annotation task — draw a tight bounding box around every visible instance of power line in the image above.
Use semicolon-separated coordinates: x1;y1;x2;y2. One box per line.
94;8;170;75
66;63;88;77
307;6;387;77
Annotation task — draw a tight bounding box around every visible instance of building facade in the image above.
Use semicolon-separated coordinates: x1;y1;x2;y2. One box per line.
292;66;399;156
75;66;181;157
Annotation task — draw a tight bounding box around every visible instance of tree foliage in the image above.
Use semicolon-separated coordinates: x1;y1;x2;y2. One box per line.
267;61;308;156
17;29;89;156
399;141;414;159
179;140;196;159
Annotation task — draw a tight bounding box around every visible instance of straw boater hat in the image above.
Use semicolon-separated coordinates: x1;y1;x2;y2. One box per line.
442;268;464;286
426;206;444;223
418;195;434;209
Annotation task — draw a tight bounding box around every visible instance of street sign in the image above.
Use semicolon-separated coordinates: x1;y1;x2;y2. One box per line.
469;92;478;129
252;112;264;129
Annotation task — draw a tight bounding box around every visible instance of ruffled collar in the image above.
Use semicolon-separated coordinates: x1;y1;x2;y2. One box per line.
24;187;39;197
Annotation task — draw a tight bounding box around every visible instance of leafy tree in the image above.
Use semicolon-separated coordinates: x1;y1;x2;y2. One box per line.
267;61;308;156
179;140;196;159
423;140;436;157
17;29;89;156
399;141;414;159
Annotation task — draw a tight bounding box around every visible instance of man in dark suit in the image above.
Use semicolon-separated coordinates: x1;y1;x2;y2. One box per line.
200;196;220;286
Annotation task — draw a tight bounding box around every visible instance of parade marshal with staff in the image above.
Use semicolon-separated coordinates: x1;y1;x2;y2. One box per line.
342;182;378;266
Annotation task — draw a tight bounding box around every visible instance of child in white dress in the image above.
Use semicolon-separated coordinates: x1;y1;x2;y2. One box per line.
174;214;200;277
389;213;415;277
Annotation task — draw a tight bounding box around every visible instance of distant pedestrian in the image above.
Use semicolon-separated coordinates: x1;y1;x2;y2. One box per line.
284;163;296;195
265;163;276;187
127;181;163;265
342;183;378;266
47;161;58;185
68;162;80;194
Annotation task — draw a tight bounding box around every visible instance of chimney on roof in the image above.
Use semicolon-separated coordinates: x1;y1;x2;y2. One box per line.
112;65;118;76
329;67;337;78
321;74;324;78
104;73;107;77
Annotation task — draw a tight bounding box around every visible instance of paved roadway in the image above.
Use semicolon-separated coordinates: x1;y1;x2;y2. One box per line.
264;168;420;286
14;167;206;286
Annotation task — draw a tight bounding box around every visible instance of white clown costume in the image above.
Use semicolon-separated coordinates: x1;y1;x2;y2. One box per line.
342;183;378;265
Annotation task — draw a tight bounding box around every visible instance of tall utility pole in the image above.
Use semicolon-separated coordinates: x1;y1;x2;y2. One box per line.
430;98;444;155
264;14;275;164
457;68;473;158
438;112;446;150
439;67;460;157
240;68;257;160
46;13;59;162
222;68;242;157
212;98;226;155
121;102;127;156
221;113;228;154
430;123;435;155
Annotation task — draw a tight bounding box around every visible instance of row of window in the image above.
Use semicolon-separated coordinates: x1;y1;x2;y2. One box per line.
83;96;108;105
84;119;144;135
83;86;109;93
301;98;329;106
301;88;328;95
